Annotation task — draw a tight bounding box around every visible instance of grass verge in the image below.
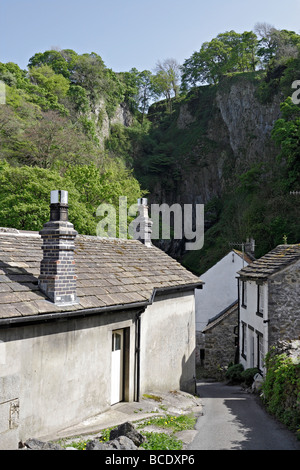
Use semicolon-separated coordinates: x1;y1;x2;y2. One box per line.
61;413;196;450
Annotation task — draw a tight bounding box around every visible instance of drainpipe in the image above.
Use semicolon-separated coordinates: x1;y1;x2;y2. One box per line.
134;309;144;402
236;276;240;364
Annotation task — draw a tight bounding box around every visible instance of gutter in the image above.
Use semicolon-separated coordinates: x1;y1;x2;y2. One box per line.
0;282;203;328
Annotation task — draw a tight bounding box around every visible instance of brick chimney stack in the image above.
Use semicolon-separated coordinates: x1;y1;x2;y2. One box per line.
38;190;78;306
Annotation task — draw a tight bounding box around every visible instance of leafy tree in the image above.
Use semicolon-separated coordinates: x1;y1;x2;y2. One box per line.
0;159;143;236
0;160;96;234
153;59;181;111
138;69;159;118
120;68;159;121
255;23;300;67
66;84;90;113
0;102;100;168
65;159;142;211
155;59;181;97
271;97;300;189
181;30;259;89
0;62;28;88
28;49;77;78
20;110;102;168
29;64;70;100
28;50;125;117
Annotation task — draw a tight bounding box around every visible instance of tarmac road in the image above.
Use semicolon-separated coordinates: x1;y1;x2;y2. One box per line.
188;380;300;451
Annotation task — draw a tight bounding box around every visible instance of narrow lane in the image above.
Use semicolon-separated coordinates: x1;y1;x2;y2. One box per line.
188;380;300;450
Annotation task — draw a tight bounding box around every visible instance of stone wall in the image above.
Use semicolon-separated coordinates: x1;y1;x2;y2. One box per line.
268;260;300;346
202;304;238;379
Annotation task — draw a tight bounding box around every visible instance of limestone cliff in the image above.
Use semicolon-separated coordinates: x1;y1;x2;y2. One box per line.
145;75;282;209
92;99;133;148
134;74;289;266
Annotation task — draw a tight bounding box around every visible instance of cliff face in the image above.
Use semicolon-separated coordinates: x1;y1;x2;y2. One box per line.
146;76;282;209
92;99;133;148
137;75;286;262
215;80;281;171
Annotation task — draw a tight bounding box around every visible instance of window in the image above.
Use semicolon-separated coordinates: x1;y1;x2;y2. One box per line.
112;332;122;351
257;333;264;371
257;284;264;316
241;280;247;307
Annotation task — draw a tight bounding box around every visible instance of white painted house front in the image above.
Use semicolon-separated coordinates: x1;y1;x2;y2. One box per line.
195;248;253;363
238;278;268;372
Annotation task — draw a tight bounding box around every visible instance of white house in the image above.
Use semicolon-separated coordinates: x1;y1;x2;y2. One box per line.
0;192;203;449
195;245;254;363
237;244;300;373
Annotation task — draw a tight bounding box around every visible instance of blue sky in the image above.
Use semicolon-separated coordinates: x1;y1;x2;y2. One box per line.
1;0;300;72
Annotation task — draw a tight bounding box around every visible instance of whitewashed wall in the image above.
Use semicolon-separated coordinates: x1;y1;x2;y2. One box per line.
195;251;248;332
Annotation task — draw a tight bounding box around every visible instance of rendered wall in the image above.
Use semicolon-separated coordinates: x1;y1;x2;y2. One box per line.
140;291;196;395
0;309;137;449
195;251;246;333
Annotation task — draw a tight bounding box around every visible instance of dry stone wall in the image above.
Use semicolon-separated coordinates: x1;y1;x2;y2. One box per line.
268;260;300;346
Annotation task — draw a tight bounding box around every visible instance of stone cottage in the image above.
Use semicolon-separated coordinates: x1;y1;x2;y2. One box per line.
0;192;203;449
201;301;238;378
237;244;300;372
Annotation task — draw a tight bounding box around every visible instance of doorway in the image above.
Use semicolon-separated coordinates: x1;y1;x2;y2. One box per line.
111;329;124;405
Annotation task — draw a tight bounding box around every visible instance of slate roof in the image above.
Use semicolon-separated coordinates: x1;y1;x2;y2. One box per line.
202;301;238;333
232;249;254;265
0;230;203;321
237;244;300;280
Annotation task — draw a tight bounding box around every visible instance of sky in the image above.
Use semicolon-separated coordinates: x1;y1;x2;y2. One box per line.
1;0;300;73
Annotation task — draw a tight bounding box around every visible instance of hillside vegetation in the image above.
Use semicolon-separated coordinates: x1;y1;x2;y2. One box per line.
0;25;299;271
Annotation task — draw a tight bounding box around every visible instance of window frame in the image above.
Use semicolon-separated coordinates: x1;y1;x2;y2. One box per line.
241;280;247;308
256;284;264;317
256;332;264;372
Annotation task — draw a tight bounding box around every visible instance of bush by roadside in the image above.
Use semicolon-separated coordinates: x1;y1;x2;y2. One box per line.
262;345;300;440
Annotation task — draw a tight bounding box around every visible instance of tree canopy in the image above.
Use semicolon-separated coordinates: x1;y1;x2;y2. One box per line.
180;27;300;89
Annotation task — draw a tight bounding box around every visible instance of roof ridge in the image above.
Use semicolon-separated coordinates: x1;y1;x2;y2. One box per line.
238;243;300;279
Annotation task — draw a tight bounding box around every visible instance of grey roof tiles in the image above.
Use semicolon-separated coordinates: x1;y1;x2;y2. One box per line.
0;232;203;319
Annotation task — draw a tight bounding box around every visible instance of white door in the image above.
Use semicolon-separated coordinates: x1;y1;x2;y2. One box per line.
111;330;124;405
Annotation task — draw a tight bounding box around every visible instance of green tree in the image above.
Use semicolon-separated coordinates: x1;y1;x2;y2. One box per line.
0;159;143;236
181;30;259;89
153;59;181;111
0;106;100;169
29;64;70;100
255;24;300;67
66;84;90;113
271;97;300;189
0;160;96;234
121;68;159;122
28;49;77;78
